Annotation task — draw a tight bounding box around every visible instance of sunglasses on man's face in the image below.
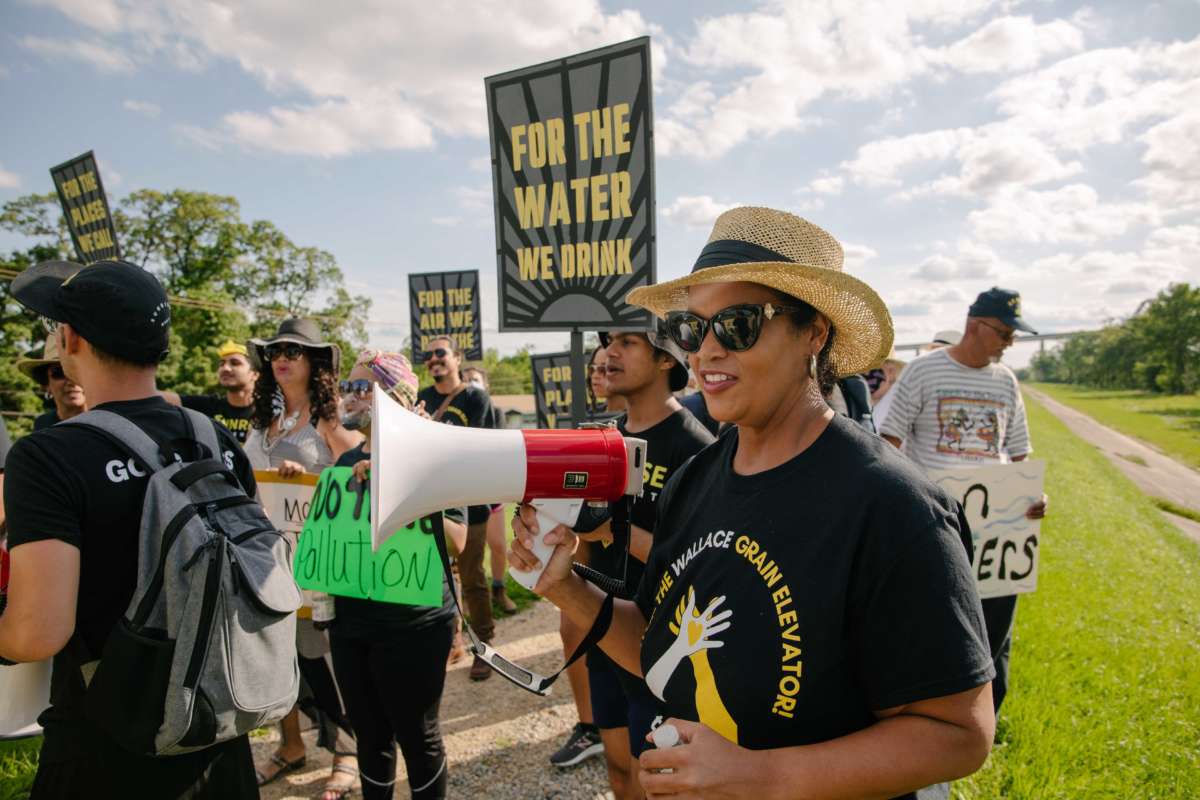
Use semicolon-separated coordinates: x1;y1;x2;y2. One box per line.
265;343;306;362
425;347;451;362
338;379;374;397
46;365;65;381
665;303;809;353
977;319;1016;344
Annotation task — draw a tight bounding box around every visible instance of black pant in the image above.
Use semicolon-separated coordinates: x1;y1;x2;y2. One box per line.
31;732;256;799
329;617;455;799
981;595;1018;713
298;652;356;755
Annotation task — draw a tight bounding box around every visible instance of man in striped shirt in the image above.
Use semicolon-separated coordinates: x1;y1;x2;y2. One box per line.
881;287;1047;714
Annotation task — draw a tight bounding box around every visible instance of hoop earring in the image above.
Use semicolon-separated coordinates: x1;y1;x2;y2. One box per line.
809;354;818;379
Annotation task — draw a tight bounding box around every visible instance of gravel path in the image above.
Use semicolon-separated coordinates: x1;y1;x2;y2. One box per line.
256;600;614;799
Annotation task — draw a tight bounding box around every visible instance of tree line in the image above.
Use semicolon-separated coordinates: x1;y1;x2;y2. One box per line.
1029;283;1200;395
1;189;535;437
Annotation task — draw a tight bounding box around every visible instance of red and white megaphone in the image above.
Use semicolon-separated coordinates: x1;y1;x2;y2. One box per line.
370;390;647;591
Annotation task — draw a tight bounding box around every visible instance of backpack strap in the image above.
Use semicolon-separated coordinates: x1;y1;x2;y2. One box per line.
178;407;223;463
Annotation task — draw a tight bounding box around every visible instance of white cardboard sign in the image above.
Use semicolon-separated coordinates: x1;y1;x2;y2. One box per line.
254;470;320;534
928;461;1046;599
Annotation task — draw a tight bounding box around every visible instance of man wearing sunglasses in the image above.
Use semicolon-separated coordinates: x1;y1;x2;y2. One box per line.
415;336;498;682
18;333;88;431
880;287;1047;720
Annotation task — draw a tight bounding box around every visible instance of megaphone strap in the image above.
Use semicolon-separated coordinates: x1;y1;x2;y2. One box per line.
430;509;618;696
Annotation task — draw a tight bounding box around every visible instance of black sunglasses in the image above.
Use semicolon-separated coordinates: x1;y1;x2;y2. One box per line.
47;365;66;380
977;319;1016;343
265;343;306;362
338;379;373;397
425;347;451;361
665;303;809;353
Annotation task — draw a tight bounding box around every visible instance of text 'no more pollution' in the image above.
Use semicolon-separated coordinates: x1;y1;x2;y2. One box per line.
293;467;444;606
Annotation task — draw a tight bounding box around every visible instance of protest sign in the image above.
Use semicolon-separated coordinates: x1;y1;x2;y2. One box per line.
49;151;120;263
293;467;444;606
928;461;1046;599
255;470;319;534
409;270;483;362
531;351;609;428
486;37;655;332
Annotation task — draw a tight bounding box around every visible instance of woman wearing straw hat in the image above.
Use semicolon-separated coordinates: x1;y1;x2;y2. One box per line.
511;208;995;799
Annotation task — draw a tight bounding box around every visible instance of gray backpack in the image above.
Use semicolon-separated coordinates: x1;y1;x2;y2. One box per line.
64;408;301;756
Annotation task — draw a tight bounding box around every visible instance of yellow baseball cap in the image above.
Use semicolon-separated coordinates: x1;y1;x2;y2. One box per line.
217;339;248;358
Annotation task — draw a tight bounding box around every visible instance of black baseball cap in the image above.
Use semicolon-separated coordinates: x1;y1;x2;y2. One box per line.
12;259;171;364
968;287;1037;334
600;322;691;392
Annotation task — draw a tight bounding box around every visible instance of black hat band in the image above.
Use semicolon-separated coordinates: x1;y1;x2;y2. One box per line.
692;240;792;272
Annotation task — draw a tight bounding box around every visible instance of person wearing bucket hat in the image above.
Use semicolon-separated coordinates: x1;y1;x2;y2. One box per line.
244;318;362;797
880;288;1047;725
326;349;466;800
1;260;261;797
510;208;995;799
17;332;88;430
568;323;714;797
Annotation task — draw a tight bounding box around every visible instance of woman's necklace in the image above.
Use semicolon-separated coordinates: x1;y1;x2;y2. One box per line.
265;399;308;447
280;406;302;432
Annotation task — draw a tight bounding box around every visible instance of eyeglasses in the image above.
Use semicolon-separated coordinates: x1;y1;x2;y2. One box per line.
425;347;451;361
588;364;609;376
338;379;373;397
47;365;65;380
977;319;1016;344
665;303;809;353
265;343;306;362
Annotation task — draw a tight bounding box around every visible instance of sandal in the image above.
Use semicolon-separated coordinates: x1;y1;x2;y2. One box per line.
318;762;359;800
256;752;307;786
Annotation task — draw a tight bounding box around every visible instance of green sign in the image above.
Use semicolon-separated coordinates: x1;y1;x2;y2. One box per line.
293;467;444;606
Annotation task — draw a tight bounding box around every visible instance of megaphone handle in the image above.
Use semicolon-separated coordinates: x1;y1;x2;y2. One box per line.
510;499;584;592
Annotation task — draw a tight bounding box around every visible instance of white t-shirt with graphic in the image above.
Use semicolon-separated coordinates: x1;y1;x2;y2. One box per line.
879;348;1031;471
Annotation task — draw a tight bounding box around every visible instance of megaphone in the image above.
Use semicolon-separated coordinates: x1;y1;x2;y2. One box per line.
370;390;647;591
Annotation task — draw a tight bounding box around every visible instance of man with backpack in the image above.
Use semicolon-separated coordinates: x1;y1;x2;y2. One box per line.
0;260;294;798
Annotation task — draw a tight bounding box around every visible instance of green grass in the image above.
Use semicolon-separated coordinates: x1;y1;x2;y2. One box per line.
1150;497;1200;524
954;394;1200;798
0;737;39;800
1029;383;1200;470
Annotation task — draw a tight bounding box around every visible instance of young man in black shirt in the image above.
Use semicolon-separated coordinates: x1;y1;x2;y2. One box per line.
415;335;497;681
574;325;714;800
0;260;260;798
161;340;257;445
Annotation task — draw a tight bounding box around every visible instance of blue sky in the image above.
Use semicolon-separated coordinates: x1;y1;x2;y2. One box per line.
2;0;1198;367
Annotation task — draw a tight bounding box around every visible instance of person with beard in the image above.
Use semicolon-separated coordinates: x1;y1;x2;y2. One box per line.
18;334;87;430
160;340;258;445
415;336;496;682
244;319;362;799
511;208;995;799
329;350;466;799
569;325;714;799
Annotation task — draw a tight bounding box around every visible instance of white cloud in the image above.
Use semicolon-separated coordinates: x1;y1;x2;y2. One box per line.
454;185;492;212
29;0;659;156
1135;109;1200;214
842;242;877;271
968;183;1159;244
1105;280;1150;295
123;99;161;118
96;159;122;188
19;35;136;73
431;216;461;226
0;165;20;189
662;195;738;228
468;156;492;173
933;15;1084;74
910;240;1004;281
807;175;844;195
843;128;973;187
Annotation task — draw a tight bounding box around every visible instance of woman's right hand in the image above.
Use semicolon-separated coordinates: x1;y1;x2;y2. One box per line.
277;460;306;479
352;459;370;483
508;503;579;596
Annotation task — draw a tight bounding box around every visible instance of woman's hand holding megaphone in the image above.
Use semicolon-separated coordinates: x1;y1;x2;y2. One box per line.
509;503;579;597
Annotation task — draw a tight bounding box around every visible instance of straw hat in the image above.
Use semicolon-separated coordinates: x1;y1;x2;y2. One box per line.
626;207;893;376
16;333;63;381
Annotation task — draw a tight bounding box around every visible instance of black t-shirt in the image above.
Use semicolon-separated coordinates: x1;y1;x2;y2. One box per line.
679;392;720;437
181;394;254;445
3;397;256;763
587;409;715;600
330;443;464;636
416;383;495;524
33;410;60;431
633;415;993;788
